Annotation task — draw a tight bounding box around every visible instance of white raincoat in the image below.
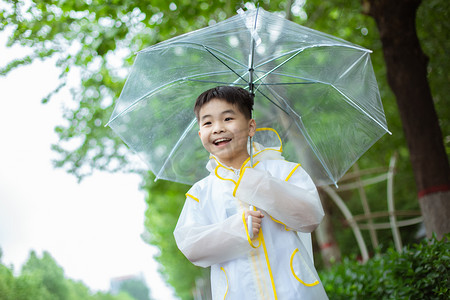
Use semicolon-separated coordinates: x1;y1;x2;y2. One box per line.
174;141;328;300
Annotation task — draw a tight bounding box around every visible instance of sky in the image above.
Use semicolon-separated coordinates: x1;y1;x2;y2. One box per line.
0;35;178;299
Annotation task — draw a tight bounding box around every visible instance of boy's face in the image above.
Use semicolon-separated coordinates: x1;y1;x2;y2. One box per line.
198;98;256;169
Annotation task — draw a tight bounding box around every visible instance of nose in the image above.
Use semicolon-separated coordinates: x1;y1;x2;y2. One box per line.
213;121;225;134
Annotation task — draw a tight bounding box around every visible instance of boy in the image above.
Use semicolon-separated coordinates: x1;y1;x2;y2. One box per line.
174;86;328;299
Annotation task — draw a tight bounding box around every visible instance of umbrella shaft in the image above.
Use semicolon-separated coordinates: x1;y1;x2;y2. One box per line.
248;205;254;239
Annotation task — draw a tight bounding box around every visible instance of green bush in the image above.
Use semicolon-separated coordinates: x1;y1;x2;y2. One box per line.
320;234;450;299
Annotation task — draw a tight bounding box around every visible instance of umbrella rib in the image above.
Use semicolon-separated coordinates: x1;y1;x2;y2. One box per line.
331;84;391;134
252;44;371;85
253;49;305;85
254;71;325;85
106;70;245;126
202;45;249;84
254;88;290;116
258;72;325;84
256;82;318;86
254;43;370;70
155;117;198;181
149;41;249;69
201;44;248;69
185;79;248;86
337;52;367;80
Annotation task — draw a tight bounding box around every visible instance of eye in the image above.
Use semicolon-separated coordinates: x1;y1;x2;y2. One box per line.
203;121;212;126
224;117;233;121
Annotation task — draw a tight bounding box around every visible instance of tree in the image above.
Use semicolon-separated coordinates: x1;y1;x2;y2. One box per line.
141;176;205;300
362;0;449;238
116;277;152;300
21;251;69;300
0;262;50;300
0;249;142;300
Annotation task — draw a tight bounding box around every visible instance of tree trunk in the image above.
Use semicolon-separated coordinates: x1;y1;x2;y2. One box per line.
364;0;450;239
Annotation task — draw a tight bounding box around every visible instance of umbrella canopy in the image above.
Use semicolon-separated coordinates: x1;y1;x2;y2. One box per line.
107;7;390;187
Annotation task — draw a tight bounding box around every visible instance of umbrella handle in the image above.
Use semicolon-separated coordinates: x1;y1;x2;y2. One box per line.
248;205;253;239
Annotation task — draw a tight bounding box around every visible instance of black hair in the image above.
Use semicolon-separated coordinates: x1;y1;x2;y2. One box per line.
194;86;254;120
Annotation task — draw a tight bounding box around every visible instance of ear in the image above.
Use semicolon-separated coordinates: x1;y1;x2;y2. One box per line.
198;130;202;139
248;119;256;138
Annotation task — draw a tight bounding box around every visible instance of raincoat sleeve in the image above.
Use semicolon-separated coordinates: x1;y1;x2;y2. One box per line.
174;184;252;268
234;161;324;233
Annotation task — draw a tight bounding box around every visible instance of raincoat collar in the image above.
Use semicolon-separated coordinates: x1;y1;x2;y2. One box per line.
206;140;284;177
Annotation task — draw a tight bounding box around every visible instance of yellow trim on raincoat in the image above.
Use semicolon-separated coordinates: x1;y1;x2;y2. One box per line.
220;267;229;299
255;127;283;153
269;216;291;231
260;228;278;299
285;163;301;182
186;193;199;202
290;248;320;287
233;166;248;197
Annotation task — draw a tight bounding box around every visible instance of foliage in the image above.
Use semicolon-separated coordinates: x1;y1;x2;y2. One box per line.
116;277;151;300
141;175;207;300
0;250;142;300
21;251;70;300
0;260;50;300
319;234;450;299
0;0;281;181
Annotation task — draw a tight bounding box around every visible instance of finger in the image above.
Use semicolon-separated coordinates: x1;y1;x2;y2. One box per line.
253;218;262;225
253;227;260;235
249;210;264;218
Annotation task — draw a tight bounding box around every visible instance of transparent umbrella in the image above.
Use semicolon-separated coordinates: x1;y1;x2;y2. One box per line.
106;7;390;187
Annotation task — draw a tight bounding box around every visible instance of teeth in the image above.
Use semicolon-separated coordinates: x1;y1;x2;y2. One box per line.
214;138;230;145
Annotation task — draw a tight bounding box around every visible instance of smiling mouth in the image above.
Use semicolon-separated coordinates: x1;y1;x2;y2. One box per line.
213;138;231;146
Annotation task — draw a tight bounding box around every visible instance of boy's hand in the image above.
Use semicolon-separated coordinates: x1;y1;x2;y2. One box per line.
245;210;264;237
